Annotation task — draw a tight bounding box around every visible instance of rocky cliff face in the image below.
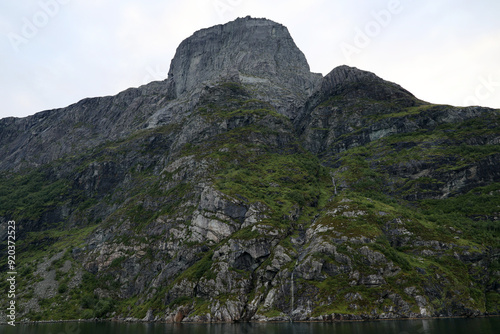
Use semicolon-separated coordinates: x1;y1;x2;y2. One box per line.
0;81;172;172
0;17;499;323
0;17;319;173
167;16;320;99
159;16;322;122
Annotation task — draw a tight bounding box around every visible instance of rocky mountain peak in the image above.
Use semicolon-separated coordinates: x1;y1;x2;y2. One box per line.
322;65;379;89
166;16;320;100
319;65;416;103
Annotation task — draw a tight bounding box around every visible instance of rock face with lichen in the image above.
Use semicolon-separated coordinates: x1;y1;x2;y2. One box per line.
0;17;499;323
167;17;320;103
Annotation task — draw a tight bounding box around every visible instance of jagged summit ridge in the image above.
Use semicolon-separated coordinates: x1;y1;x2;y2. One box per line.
320;65;415;101
0;18;400;171
0;18;421;171
166;16;320;99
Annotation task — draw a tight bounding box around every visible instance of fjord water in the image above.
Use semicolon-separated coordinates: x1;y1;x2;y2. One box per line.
1;318;499;334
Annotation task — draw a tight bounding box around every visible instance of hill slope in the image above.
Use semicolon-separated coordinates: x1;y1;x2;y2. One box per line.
0;17;499;322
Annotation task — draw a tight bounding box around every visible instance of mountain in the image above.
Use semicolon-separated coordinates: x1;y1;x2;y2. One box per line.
0;17;499;323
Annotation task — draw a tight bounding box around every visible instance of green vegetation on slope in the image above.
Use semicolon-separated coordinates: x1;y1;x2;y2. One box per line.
0;81;498;321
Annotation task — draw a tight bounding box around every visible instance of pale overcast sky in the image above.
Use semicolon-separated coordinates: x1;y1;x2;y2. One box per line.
1;0;499;119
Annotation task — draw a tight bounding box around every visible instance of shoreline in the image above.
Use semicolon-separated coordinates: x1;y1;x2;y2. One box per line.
1;314;499;326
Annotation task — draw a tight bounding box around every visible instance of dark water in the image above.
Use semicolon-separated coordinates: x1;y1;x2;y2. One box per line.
0;318;498;334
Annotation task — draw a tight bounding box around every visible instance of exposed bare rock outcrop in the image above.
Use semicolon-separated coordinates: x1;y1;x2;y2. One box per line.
0;17;499;323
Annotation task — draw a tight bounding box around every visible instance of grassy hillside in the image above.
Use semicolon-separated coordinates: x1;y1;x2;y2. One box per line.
1;81;499;322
